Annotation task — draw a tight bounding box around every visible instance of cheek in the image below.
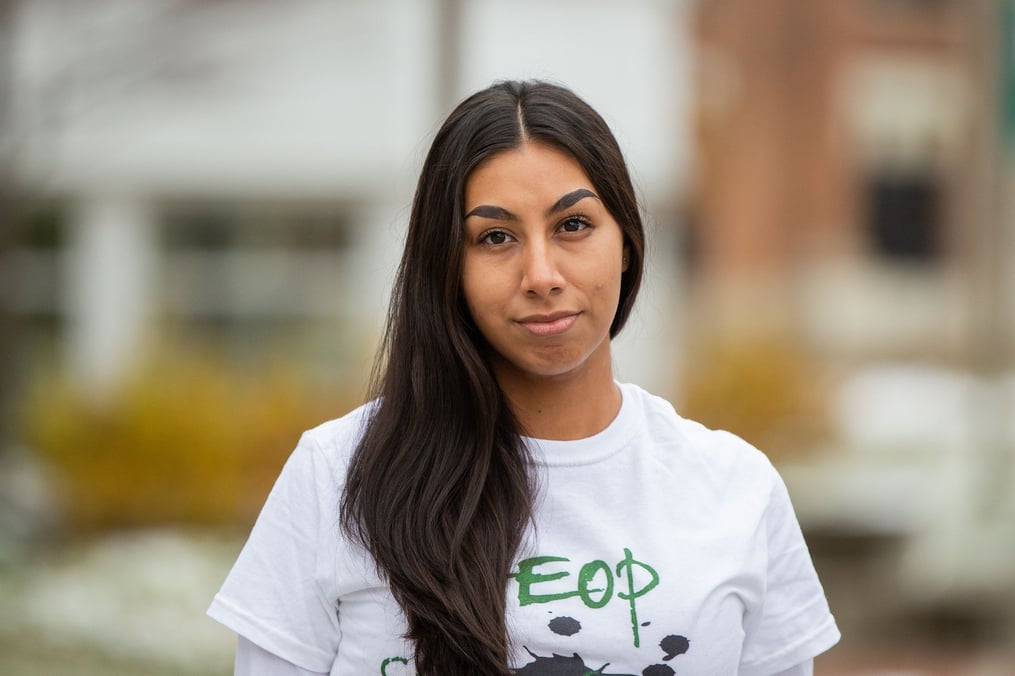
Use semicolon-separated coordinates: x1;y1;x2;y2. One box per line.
460;261;482;310
461;286;483;322
461;271;501;321
588;259;623;296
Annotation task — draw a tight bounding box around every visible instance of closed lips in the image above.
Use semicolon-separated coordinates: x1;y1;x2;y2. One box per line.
517;312;580;336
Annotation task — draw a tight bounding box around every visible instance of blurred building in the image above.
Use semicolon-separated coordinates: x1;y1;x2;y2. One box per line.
688;0;1015;659
689;0;1009;357
3;0;692;401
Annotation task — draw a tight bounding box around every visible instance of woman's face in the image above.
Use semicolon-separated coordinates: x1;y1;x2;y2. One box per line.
461;141;628;385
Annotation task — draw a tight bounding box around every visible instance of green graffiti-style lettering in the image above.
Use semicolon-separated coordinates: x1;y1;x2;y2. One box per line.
512;550;660;647
576;559;613;609
380;656;409;675
513;556;579;606
616;547;660;647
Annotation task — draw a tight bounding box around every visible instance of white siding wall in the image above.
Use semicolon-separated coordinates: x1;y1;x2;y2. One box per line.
12;0;693;394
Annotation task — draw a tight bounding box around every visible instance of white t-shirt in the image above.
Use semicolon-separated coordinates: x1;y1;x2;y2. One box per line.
209;382;840;675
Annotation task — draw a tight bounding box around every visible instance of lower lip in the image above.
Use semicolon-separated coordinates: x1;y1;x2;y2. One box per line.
519;314;579;337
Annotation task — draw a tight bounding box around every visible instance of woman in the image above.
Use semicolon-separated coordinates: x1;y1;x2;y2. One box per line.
209;80;840;675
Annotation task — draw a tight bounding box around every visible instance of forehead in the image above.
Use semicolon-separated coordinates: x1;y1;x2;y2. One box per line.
465;142;592;205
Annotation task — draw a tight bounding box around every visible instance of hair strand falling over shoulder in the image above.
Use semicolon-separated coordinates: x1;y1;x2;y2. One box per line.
340;79;645;675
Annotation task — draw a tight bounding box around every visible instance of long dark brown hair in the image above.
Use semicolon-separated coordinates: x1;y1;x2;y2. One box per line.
340;80;645;675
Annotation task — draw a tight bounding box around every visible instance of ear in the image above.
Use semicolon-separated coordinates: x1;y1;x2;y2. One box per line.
622;243;631;272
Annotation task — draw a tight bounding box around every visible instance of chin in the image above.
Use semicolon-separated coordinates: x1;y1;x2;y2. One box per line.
521;356;595;381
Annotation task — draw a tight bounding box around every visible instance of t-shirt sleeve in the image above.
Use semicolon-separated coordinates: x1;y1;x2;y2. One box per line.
235;635;331;676
208;434;343;673
738;470;840;676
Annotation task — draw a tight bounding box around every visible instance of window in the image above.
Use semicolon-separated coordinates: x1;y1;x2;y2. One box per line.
864;170;942;262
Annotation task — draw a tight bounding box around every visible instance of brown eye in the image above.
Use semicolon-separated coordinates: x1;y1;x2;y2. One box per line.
559;216;591;233
480;230;513;245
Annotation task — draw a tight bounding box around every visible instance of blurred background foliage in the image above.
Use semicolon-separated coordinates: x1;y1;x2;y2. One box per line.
17;343;358;532
678;332;834;458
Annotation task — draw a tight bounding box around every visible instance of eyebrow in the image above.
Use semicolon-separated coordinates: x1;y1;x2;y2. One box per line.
464;188;600;221
548;188;599;216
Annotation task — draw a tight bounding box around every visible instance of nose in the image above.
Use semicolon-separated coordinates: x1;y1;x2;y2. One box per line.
521;241;564;298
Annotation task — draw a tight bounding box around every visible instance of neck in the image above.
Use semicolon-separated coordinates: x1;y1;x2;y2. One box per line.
493;344;621;441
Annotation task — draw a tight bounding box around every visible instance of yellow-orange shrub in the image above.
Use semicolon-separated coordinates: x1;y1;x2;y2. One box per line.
677;333;833;458
18;348;361;531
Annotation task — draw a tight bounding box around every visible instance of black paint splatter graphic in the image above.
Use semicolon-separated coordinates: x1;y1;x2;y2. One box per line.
548;616;582;637
513;649;637;676
659;635;690;661
513;617;691;675
641;666;675;676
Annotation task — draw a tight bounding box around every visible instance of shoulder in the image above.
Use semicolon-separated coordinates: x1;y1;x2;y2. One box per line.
295;400;377;468
266;400;377;501
620;382;781;492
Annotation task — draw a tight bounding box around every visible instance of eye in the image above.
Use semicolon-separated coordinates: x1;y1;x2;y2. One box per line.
479;229;514;245
558;215;591;234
